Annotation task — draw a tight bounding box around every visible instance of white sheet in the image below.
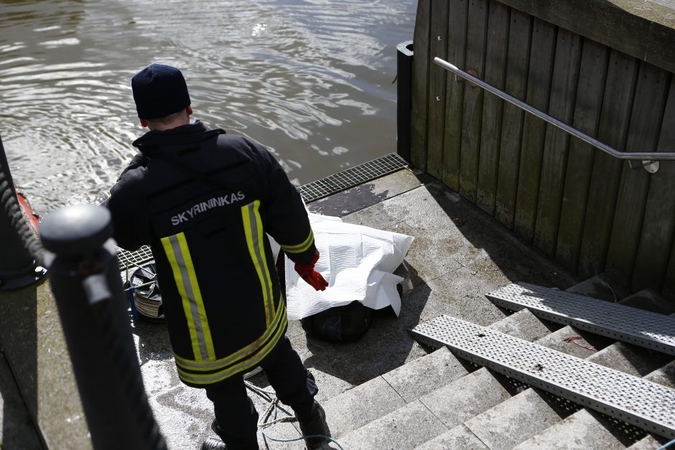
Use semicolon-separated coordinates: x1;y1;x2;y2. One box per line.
284;212;414;320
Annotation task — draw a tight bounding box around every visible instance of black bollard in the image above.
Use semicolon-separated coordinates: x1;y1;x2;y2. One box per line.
0;136;47;290
396;40;414;163
39;204;167;450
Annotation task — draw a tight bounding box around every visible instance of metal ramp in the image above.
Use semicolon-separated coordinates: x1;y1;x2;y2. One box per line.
486;283;675;356
410;315;675;439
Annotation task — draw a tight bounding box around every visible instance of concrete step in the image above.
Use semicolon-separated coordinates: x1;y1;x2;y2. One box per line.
618;288;675;315
418;368;512;429
587;341;674;377
337;367;512;449
512;409;628;450
645;359;675;389
564;273;632;303
627;434;673;449
488;308;557;342
335;400;448;449
535;325;608;358
414;424;489;449
321;346;468;440
486;283;675;356
461;388;569;449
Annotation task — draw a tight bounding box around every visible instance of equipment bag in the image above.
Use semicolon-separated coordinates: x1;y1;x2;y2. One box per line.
300;300;373;343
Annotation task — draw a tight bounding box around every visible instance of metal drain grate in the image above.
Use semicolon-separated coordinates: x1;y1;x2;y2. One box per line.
410;314;675;439
486;283;675;356
116;153;409;272
117;245;154;273
297;153;408;203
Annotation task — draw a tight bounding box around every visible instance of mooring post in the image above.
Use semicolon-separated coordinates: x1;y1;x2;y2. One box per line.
0;136;47;290
396;40;414;163
39;204;167;450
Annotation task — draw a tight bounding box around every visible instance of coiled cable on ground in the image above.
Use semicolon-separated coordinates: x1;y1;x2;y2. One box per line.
245;379;344;450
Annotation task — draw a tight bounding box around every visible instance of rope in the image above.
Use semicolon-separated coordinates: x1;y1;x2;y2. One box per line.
244;379;344;450
0;170;46;265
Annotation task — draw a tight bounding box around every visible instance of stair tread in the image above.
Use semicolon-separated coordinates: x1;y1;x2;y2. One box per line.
513;409;627;450
322;376;406;439
464;388;565;449
419;368;510;429
415;424;489;450
381;346;469;402
488;308;554;342
336;400;447;450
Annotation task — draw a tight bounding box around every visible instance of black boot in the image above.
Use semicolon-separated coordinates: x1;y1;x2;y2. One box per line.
295;400;331;450
201;436;227;450
202;420;259;450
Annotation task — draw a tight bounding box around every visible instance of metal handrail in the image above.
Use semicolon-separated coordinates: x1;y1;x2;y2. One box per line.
433;57;675;163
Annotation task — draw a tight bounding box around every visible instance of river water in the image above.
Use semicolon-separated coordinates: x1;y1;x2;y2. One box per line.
0;0;416;214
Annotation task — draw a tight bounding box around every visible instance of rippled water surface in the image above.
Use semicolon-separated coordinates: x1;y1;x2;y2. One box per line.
0;0;416;213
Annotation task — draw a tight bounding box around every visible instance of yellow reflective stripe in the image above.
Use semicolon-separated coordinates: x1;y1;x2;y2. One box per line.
280;229;314;254
174;301;287;385
161;233;215;361
241;201;275;326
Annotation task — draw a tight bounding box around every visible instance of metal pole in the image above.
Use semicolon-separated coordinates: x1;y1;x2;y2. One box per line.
433;57;675;162
39;204;167;450
0;136;47;290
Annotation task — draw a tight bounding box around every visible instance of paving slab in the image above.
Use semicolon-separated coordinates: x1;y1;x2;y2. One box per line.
0;351;42;450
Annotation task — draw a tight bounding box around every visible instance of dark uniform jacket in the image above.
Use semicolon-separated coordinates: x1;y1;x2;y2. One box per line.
107;121;317;387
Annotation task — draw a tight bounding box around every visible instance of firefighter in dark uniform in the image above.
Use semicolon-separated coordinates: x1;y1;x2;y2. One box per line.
106;63;331;450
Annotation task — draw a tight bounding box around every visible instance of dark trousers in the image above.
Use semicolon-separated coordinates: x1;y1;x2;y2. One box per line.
204;335;318;450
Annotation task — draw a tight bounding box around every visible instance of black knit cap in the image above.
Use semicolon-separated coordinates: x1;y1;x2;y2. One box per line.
131;63;191;119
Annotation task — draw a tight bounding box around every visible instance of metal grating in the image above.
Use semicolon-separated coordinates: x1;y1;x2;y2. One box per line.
486;283;675;356
297;152;408;203
410;314;675;439
116;245;154;273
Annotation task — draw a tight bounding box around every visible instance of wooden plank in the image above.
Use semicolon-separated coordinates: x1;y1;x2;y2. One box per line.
410;0;431;172
577;50;638;279
631;79;675;292
441;0;469;191
494;9;532;229
554;39;609;272
426;0;450;179
513;19;557;243
493;0;675;74
605;62;670;279
458;0;489;203
475;1;510;215
533;29;583;257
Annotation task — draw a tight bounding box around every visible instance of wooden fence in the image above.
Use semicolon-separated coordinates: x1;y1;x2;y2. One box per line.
407;0;675;299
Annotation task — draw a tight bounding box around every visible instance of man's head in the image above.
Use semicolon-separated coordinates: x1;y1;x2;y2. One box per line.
131;63;192;128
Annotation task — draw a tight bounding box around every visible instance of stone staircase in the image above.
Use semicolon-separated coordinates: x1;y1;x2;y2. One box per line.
270;274;675;450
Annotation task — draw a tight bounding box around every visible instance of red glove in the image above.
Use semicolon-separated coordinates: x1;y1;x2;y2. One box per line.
294;250;328;291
